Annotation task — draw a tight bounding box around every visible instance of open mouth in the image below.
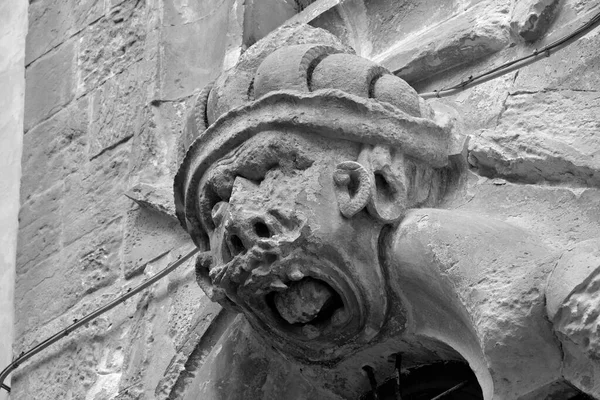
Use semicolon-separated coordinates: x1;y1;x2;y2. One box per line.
266;277;346;337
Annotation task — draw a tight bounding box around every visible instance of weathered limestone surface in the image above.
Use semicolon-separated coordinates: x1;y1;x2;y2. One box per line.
158;0;244;100
469;90;600;186
13;0;600;399
512;0;560;42
13;0;243;399
25;0;103;65
374;0;512;83
24;40;76;132
546;240;600;395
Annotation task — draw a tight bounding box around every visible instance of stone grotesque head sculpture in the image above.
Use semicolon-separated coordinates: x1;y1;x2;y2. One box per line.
174;26;600;400
174;28;458;363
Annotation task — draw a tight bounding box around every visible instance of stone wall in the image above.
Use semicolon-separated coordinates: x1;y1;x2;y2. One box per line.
14;0;246;398
13;0;600;399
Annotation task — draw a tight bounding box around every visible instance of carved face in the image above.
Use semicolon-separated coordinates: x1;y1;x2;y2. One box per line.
195;130;390;361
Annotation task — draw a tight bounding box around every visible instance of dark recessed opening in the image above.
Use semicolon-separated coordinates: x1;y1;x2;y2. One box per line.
347;173;360;197
360;361;483;400
374;172;394;200
229;235;246;256
311;287;343;325
265;253;277;265
571;394;595;400
267;278;344;327
254;221;271;238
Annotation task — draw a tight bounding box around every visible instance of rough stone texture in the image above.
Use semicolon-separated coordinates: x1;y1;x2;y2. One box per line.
12;0;245;399
125;183;178;218
16;183;63;276
20;97;89;201
158;0;244;101
89;61;146;159
25;0;103;65
512;0;560;42
242;0;297;47
374;0;512;83
77;0;147;95
547;240;600;396
469;90;600;187
364;0;458;57
122;208;187;278
24;40;75;132
274;278;337;324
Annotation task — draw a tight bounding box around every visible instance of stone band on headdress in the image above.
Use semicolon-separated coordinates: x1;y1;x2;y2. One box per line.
174;43;452;247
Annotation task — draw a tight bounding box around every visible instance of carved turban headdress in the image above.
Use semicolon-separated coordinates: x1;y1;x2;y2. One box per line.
174;26;458;248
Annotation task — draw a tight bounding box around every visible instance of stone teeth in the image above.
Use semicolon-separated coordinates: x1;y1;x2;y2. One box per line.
270;279;288;291
332;309;349;327
302;324;320;339
289;269;304;281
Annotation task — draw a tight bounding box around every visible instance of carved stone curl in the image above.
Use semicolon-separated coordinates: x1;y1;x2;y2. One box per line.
333;161;372;218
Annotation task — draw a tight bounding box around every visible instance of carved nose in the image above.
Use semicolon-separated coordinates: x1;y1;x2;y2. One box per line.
223;214;276;257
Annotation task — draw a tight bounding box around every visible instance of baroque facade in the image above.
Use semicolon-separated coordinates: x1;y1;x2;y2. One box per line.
11;0;600;399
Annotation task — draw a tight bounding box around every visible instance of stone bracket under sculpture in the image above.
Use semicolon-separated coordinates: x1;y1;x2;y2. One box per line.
173;24;600;400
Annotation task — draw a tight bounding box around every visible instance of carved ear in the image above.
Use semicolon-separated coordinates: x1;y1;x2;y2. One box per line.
359;145;407;223
333;161;372;218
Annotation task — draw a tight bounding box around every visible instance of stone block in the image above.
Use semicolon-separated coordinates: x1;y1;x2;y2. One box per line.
125;183;178;218
62;145;133;246
25;0;104;65
468;90;600;186
24;40;76;132
78;0;146;95
16;183;63;275
122;208;187;278
128;100;189;184
308;5;353;53
73;222;123;295
13;281;135;400
513;22;600;92
364;0;456;57
89;60;146;159
157;0;243;100
546;239;600;397
374;1;511;83
166;256;217;350
242;0;296;47
445;176;600;250
546;239;600;318
155;298;227;399
12;333;105;399
20;97;89;200
15;217;122;335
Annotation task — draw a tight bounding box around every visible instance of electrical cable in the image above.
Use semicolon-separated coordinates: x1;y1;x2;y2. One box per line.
429;380;470;400
395;353;403;400
417;9;600;99
363;365;380;400
0;247;200;393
